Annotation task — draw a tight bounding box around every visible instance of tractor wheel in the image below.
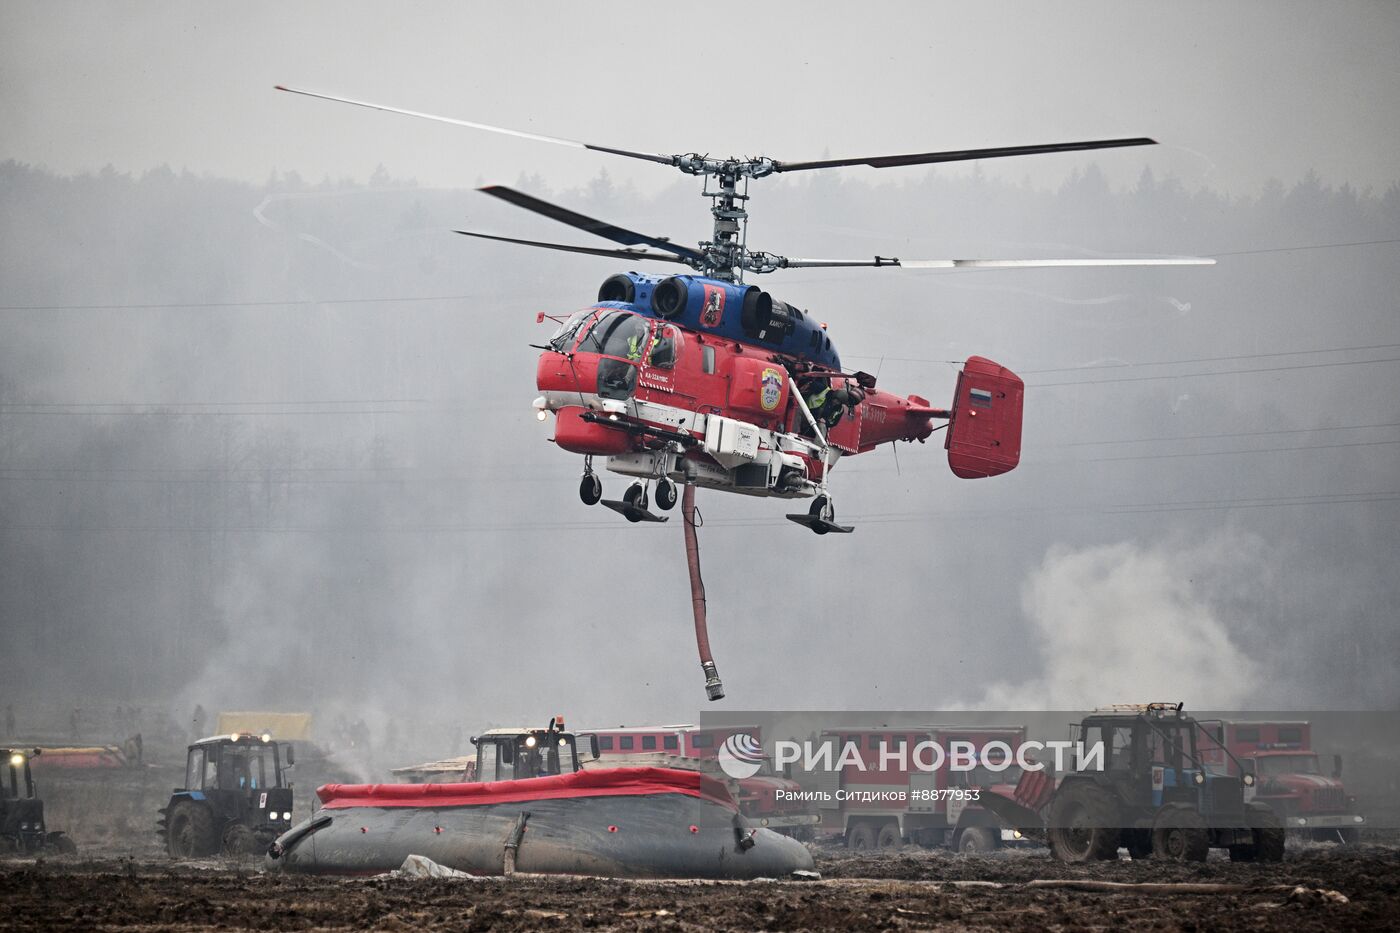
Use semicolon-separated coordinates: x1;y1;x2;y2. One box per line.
957;826;998;854
1229;803;1284;862
876;822;903;850
49;833;77;856
166;801;219;858
1151;804;1210;862
846;823;877;851
223;824;264;857
1047;783;1121;862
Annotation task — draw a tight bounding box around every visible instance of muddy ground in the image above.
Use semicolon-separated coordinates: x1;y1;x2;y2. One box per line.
3;842;1397;931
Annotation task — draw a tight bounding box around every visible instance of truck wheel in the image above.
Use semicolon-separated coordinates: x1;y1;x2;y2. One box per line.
48;833;77;855
1151;804;1210;862
876;822;903;850
1229;803;1284;862
1047;783;1121;862
957;826;997;854
167;801;219;858
846;823;877;851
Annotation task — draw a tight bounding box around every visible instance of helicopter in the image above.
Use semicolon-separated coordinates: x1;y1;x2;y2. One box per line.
275;87;1213;699
277;86;1210;534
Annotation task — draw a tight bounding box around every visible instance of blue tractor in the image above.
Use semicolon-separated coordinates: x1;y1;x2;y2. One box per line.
158;732;294;857
981;703;1284;862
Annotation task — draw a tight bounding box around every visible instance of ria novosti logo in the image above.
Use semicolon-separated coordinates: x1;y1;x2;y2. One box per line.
717;733;765;779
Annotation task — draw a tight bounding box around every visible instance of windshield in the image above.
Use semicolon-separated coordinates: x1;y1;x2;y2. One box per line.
1256;754;1321;777
580;310;649;360
549;309;596;352
479;733;581;781
219;745;277;790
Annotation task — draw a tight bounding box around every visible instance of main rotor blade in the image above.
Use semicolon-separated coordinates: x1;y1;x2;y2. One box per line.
453;230;690;265
772;138;1156;173
777;255;1215;269
275;85;676;166
479;185;706;263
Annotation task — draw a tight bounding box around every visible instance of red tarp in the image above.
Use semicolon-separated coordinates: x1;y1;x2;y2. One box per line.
317;766;738;812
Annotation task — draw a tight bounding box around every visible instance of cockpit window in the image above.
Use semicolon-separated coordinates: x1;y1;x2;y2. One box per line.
649;324;680;369
581;310;649;360
549;309;597;352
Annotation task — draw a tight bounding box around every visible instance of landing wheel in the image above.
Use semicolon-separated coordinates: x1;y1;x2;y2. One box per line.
809;494;834;535
623;482;648;521
579;473;603;506
655;476;678;511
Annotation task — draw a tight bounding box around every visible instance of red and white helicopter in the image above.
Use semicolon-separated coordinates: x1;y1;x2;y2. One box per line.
277;87;1213;698
278;86;1210;534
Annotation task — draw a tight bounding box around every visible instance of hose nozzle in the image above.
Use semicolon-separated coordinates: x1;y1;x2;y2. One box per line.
702;660;725;701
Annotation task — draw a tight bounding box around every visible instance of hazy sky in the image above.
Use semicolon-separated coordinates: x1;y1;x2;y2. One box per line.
3;2;1399;732
3;1;1399;195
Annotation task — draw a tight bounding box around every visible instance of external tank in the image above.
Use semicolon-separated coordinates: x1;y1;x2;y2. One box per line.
267;766;814;879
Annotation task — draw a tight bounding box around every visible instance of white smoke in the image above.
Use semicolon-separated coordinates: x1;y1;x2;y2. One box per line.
981;531;1269;709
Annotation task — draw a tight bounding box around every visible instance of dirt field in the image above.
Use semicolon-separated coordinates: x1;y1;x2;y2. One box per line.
2;842;1396;931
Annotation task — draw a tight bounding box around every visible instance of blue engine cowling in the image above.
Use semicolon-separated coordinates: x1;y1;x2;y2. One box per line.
596;272;841;370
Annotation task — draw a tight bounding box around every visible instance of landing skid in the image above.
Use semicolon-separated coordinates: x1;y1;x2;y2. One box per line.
784;513;854;534
600;499;670;523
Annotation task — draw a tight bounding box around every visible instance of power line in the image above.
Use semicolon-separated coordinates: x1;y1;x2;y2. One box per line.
1208;237;1400;258
0;406;462;417
1049;420;1400;448
1082;438;1400;463
845;339;1400;374
0;295;481;312
845;436;1400;474
1020;342;1400;376
0;398;430;407
1030;355;1400;387
6;490;1397;537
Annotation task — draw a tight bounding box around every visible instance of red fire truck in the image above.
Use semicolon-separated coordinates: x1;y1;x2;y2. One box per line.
1198;720;1364;843
587;724;819;837
810;726;1029;852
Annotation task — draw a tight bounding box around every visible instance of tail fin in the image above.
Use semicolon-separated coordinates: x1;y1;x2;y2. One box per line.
945;356;1023;479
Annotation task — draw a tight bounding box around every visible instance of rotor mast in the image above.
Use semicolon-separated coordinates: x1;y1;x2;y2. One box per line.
673;156;777;282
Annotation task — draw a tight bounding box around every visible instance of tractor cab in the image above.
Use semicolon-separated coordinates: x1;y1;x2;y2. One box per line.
1;748;74;854
1071;704;1256;820
159;732;295;857
471;717;600;783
